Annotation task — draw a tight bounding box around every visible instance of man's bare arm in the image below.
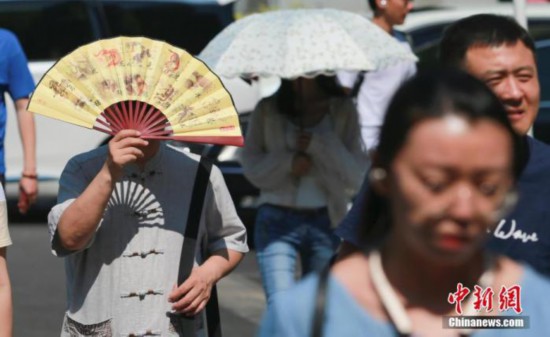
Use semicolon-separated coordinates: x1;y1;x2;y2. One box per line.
57;130;147;251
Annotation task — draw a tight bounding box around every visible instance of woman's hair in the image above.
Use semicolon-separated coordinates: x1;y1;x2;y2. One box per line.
360;69;523;247
275;75;346;117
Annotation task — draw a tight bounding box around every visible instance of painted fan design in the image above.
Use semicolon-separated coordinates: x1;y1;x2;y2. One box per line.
28;36;243;146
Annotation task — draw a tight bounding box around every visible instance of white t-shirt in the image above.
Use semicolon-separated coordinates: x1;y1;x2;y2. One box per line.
0;184;10;248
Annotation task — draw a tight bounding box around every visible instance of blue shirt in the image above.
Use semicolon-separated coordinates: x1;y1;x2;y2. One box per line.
259;265;550;337
0;29;34;173
488;136;550;276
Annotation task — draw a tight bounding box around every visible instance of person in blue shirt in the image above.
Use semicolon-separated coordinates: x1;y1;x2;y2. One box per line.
439;15;550;276
0;29;37;214
259;70;550;337
337;14;550;277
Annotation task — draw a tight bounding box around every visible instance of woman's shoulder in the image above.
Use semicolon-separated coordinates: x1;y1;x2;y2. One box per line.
509;264;550;335
498;257;550;291
496;259;550;320
520;263;550;296
266;270;367;322
263;270;389;337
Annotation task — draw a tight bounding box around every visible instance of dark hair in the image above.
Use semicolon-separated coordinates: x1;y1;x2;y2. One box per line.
360;69;522;246
439;14;536;68
368;0;377;12
276;75;346;117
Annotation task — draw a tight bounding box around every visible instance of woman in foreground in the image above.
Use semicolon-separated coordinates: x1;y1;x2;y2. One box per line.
258;70;550;337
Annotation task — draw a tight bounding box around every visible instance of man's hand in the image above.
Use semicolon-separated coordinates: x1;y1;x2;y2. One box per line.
167;250;243;317
18;177;37;214
291;152;312;177
168;266;217;316
106;130;148;180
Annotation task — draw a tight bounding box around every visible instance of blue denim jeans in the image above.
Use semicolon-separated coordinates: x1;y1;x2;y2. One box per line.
254;204;340;301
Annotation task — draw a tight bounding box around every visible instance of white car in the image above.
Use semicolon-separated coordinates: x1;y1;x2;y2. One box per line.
1;0;260;198
399;3;550;53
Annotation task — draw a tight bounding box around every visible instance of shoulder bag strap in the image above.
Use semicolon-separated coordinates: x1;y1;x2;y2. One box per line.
311;262;331;337
350;71;366;99
176;157;221;337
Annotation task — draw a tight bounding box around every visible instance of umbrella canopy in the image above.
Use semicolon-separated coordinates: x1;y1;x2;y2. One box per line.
198;8;417;80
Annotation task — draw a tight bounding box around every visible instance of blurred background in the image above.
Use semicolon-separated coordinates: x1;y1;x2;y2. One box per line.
2;0;550;335
4;0;550;234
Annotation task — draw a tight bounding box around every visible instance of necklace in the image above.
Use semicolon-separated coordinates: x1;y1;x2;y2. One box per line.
368;250;494;337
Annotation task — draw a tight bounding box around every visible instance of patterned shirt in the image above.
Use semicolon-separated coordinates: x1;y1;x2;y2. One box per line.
48;143;248;336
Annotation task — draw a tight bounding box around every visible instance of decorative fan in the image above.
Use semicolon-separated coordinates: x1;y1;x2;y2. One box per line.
28;36;243;146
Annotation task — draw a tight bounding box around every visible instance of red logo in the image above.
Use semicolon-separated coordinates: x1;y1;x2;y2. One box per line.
473;285;494;312
448;283;470;315
448;284;522;315
498;285;522;314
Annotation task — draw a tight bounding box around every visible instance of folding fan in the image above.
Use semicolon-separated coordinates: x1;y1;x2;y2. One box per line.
28;36;243;146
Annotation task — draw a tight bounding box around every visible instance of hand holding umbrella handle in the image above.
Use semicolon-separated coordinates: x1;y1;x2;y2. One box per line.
291;152;312;177
296;131;312;152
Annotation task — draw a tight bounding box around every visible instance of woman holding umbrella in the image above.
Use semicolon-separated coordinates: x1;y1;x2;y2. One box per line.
199;7;415;302
258;70;550;336
241;75;368;301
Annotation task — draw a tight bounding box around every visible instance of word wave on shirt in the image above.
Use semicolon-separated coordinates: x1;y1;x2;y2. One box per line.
492;219;539;243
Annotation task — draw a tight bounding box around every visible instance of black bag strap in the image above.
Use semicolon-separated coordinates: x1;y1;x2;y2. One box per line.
311;262;331;337
178;157;212;278
176;157;222;337
350;71;366;98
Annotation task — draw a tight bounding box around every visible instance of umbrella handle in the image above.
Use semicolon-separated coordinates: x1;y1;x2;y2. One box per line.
297;78;304;130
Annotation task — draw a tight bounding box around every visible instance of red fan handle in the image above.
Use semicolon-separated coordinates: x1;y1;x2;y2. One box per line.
94;100;172;138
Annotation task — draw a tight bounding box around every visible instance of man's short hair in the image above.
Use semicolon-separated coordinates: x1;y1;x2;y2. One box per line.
439;14;536;68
